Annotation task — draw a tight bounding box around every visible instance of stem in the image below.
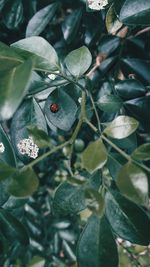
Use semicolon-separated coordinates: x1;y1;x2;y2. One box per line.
102;135;130;161
88;92;102;133
28;140;70;168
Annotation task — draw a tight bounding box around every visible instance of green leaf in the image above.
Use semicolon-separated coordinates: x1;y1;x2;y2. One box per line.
53;182;86;214
77;215;118;267
115;79;146;100
82;138;107;174
104;116;139;139
11;36;59;71
114;0;150;25
7;167;39;198
105;189;150;245
117;162;149;206
0;208;29;245
44;88;77;131
132;143;150;161
121;58;150;84
2;0;23;29
27;256;45;267
106;4;123;34
65;46;92;77
0;162;16;182
0;42;23;71
0;125;16;167
62;8;82;44
97;94;123;113
11;98;47;163
27;125;51;148
26;3;59;37
124;96;150;131
0;59;32;121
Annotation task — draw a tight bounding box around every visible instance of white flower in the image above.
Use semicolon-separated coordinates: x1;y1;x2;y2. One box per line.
88;0;108;10
0;142;5;153
48;71;60;81
78;97;82;104
17;136;39;159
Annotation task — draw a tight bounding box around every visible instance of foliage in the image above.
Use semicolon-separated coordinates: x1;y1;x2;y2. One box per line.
0;0;150;266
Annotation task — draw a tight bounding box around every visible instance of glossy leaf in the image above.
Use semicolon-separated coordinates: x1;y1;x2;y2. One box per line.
0;59;32;121
7;167;39;198
124;96;150;131
65;46;92;77
2;0;23;29
82;138;107;174
0;208;29;245
44;88;77;131
0;125;16;166
0;42;23;71
114;0;150;25
62;8;82;44
77;215;118;267
104;116;139;139
53;182;86;214
132;143;150;161
105;189;150;245
11;36;59;71
97;94;123;113
106;4;123;34
117;162;149;206
121;58;150;84
11;98;47;163
115;79;146;100
26;3;59;37
0;162;16;182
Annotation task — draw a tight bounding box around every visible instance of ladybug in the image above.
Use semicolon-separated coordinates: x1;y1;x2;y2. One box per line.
50;103;59;113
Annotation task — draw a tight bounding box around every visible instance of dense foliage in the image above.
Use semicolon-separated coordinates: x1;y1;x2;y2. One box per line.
0;0;150;266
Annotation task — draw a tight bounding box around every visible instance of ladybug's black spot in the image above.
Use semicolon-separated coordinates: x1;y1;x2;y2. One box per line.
50;103;59;113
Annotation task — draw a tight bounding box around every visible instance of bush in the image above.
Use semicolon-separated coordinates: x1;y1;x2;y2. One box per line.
0;0;150;266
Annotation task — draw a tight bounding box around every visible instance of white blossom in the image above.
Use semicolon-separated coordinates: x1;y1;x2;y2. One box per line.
78;97;82;104
0;142;5;153
17;136;39;159
48;71;60;81
88;0;108;10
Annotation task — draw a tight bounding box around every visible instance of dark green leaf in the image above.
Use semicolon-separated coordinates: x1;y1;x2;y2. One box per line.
0;59;32;121
82;138;108;174
121;58;150;84
11;98;47;163
117;162;149;206
62;8;82;44
11;36;59;71
0;125;16;166
26;3;59;37
115;79;146;100
2;0;23;29
53;182;86;214
97;94;123;112
44;88;77;131
0;208;29;245
77;215;118;267
124;96;150;131
65;46;92;77
114;0;150;25
104;116;139;139
105;189;150;245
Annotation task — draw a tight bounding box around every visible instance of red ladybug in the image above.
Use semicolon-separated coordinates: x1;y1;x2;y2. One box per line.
50;103;59;113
